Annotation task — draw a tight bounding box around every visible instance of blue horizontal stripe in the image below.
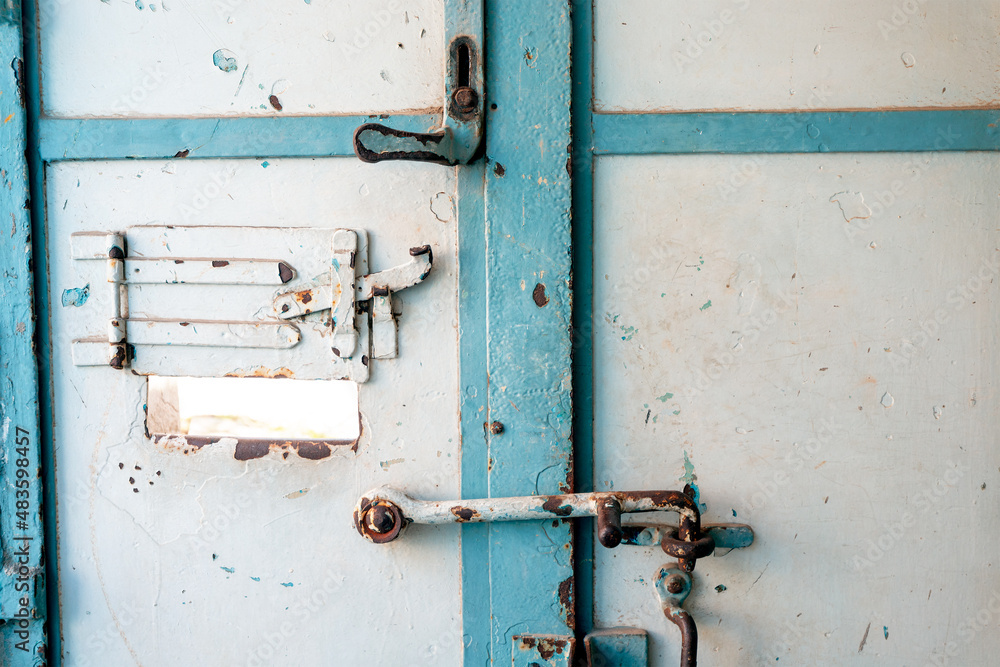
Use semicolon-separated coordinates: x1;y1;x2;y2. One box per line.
38;114;441;161
593;110;1000;155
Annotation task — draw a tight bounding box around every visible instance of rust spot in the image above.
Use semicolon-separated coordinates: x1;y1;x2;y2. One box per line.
174;149;190;158
269;94;283;111
542;497;573;516
108;246;125;260
450;506;480;522
233;441;270;461
558;576;575;629
212;260;230;268
281;303;290;313
409;244;432;257
179;322;190;327
299;291;313;304
532;283;549;307
109;346;127;370
332;347;341;357
295;442;332;460
174;259;185;264
362;355;369;366
493;162;505;177
278;261;294;284
489;421;504;435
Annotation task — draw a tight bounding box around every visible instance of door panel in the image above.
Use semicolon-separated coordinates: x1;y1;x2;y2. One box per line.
594;0;1000;111
39;0;444;117
591;152;999;664
45;158;462;665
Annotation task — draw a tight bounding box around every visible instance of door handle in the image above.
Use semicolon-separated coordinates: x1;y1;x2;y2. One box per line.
353;4;483;165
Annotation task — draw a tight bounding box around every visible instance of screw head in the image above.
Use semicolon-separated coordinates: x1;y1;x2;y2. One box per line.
666;575;685;595
367;505;395;534
489;421;504;435
452;86;479;113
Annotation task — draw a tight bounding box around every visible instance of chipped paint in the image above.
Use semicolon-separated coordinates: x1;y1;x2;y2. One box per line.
61;284;90;307
212;49;239;73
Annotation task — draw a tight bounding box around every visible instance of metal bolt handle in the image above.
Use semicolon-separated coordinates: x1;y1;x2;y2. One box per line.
353;486;711;571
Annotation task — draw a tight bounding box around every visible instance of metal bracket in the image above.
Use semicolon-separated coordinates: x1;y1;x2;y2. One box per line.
272;236;432;362
655;565;698;667
353;4;484;165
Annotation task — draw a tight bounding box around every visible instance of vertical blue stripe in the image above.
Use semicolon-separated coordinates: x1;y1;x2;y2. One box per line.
458;161;491;664
484;0;575;663
0;5;48;665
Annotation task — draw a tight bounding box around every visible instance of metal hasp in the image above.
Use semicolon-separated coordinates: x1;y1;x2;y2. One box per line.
353;2;484;165
273;232;433;364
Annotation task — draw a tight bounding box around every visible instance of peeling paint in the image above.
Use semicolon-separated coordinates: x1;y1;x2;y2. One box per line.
61;284;90;307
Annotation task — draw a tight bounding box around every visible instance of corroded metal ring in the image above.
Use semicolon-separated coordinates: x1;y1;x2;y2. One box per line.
354;498;406;544
661;527;715;560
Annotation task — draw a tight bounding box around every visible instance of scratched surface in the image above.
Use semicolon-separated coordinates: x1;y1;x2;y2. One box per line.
45;159;462;665
39;0;444;117
595;0;1000;112
591;153;1000;665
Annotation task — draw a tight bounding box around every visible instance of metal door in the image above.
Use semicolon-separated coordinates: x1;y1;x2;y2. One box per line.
575;1;1000;666
3;1;999;666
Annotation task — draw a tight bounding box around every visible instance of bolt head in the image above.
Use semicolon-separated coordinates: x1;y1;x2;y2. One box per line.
490;421;504;435
367;505;395;534
666;575;685;594
452;87;479;113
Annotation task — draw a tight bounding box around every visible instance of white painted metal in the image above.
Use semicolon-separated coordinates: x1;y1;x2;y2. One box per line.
595;0;1000;111
40;0;445;117
592;152;1000;665
46;158;463;665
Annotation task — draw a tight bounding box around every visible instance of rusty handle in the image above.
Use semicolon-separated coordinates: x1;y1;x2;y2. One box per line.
354;486;711;569
665;607;698;667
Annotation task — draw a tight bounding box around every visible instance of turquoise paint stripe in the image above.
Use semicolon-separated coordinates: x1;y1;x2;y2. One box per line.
22;0;58;662
485;0;574;664
38;114;440;161
593;110;1000;155
458;161;491;664
570;0;596;640
0;13;48;667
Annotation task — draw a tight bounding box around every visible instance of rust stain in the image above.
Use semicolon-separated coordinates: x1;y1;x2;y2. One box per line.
224;366;296;379
450;506;480;522
212;260;230;268
174;149;190;158
532;282;549;307
541;497;573;516
493;162;505;177
558;576;575;629
268;94;283;111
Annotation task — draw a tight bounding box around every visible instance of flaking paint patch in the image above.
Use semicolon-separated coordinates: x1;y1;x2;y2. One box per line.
212;49;239;73
62;284;90;307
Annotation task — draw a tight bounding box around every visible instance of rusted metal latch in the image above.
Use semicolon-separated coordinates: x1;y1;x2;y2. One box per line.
353;4;483;165
354;486;753;667
272;229;432;364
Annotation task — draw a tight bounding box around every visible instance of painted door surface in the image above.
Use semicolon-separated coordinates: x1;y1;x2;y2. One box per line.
21;0;574;665
577;1;1000;666
32;2;469;665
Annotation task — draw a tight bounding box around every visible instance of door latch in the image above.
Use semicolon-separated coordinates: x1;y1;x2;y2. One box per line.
272;230;432;362
353;6;483;165
354;485;753;666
